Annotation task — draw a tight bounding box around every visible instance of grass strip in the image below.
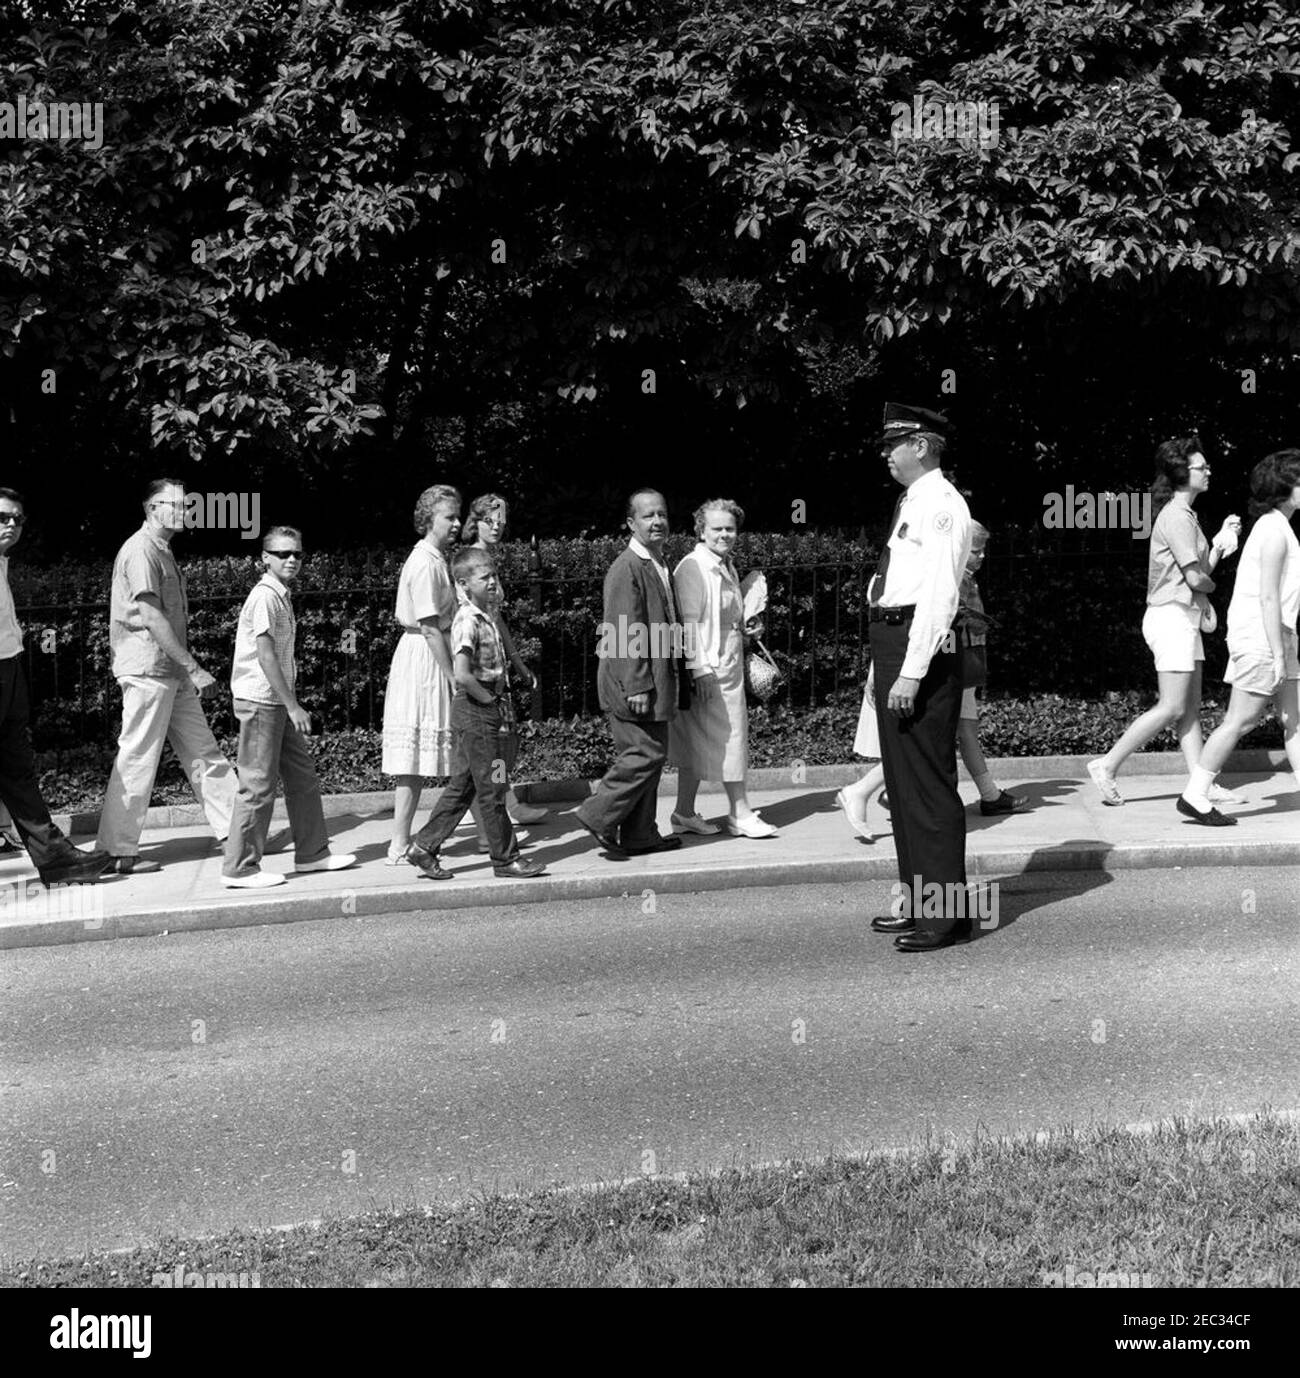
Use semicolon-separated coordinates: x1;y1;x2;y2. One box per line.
5;1115;1298;1288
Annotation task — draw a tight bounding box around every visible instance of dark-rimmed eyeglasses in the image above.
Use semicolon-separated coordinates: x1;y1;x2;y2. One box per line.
266;549;304;559
0;511;25;526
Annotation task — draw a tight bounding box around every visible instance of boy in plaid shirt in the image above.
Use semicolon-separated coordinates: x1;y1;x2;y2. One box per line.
405;548;547;880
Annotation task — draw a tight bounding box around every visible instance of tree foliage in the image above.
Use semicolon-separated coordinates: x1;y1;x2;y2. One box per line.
3;0;1300;547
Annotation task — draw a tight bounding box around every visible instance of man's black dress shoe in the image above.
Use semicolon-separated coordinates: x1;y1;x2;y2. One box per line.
1176;796;1237;827
493;857;547;878
622;835;683;854
978;791;1026;816
870;914;915;934
894;928;970;952
573;815;627;854
37;851;115;888
405;845;454;880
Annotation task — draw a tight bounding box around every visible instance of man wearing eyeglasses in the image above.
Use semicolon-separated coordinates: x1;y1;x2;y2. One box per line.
0;487;115;885
96;478;238;872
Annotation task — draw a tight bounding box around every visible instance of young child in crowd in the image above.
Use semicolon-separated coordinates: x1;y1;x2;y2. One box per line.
221;526;358;888
405;548;547;881
837;521;1023;838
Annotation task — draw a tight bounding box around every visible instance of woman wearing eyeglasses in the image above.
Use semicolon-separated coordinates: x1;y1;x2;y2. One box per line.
382;485;462;863
1086;437;1242;808
462;493;547;829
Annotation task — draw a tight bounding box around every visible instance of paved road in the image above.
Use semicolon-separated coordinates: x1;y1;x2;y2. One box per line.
2;868;1297;1260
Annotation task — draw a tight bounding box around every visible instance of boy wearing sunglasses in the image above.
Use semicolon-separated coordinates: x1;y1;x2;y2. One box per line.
222;527;357;888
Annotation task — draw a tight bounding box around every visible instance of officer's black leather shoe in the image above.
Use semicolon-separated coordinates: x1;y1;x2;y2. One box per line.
870;915;915;934
894;928;971;952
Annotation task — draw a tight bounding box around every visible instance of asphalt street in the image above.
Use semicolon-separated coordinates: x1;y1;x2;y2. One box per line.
2;867;1297;1261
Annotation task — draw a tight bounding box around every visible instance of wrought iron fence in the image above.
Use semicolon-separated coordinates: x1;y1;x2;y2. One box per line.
16;527;1168;754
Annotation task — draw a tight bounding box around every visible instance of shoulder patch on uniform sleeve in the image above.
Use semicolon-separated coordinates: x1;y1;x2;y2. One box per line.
934;511;953;533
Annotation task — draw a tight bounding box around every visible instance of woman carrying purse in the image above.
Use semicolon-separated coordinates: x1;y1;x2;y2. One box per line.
668;499;778;839
1086;436;1242;808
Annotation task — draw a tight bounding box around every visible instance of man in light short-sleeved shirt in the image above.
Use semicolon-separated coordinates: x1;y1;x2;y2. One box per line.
96;479;238;873
221;525;355;888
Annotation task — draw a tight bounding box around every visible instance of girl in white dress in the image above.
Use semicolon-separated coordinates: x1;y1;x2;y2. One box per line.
669;500;776;838
382;485;461;861
1178;450;1300;823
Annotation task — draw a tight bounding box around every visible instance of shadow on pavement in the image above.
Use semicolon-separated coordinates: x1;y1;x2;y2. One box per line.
972;844;1116;942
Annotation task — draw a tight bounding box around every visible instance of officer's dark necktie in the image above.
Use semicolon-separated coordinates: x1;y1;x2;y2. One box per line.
869;493;907;607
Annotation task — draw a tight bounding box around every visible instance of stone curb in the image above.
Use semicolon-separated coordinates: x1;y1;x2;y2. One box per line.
7;833;1299;951
50;749;1293;836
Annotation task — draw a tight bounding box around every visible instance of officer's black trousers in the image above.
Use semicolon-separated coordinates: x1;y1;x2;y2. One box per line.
869;621;967;933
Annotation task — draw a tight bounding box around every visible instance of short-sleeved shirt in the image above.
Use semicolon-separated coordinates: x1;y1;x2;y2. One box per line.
1147;502;1209;607
109;524;189;679
395;539;456;631
230;572;296;705
874;468;973;679
0;555;24;660
450;600;507;687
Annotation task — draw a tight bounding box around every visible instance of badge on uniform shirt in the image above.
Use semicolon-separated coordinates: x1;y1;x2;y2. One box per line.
934;511;953;532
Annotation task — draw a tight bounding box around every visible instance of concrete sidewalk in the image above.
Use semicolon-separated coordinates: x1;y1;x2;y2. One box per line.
3;755;1297;949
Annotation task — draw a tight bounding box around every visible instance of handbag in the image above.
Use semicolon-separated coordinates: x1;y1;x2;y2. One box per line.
744;637;784;702
960;642;988;689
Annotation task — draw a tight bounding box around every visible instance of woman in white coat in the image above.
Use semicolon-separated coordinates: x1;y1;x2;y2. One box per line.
669;500;777;838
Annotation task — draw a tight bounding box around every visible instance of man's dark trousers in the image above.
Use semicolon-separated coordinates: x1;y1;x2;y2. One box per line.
413;692;517;863
869;621;967;935
0;654;85;873
576;714;668;848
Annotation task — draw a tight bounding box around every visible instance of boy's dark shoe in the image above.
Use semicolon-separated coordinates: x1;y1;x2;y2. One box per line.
978;791;1027;816
105;855;162;874
406;845;454;881
493;857;547;879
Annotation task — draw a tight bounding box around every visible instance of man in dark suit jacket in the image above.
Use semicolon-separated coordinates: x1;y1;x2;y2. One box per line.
574;489;690;856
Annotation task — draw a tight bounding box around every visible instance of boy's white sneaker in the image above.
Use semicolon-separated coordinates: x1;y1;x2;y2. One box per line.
294;852;358;873
222;870;287;889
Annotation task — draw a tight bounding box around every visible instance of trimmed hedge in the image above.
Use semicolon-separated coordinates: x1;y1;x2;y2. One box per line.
35;691;1293;815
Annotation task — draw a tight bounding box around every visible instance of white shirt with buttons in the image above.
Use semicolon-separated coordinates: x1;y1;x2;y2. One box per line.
875;467;972;680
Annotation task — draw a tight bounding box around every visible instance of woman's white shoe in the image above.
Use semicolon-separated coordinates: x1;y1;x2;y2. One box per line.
834;789;874;840
671;811;720;835
724;813;778;838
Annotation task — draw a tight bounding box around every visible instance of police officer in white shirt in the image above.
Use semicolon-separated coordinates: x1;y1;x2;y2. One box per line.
864;405;974;951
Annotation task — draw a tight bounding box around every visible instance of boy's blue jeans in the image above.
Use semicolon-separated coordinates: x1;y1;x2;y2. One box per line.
222;699;330;877
413;692;517;863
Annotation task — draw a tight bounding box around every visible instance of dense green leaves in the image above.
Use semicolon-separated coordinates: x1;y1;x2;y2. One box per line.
3;1;1300;540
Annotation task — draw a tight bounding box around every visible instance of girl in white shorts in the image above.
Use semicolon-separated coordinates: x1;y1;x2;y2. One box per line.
1179;450;1300;824
1087;436;1241;807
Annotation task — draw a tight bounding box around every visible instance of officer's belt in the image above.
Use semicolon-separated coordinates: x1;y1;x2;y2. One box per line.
868;605;965;630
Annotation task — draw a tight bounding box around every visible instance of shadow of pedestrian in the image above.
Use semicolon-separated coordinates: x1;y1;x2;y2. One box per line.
969;843;1116;942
